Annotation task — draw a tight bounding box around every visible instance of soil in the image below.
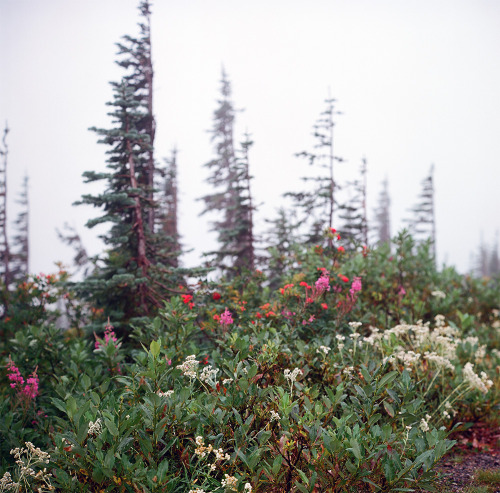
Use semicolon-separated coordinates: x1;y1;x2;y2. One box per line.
435;421;500;492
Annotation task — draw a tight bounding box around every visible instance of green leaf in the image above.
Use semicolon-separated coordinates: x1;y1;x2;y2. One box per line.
349;437;362;460
104;418;119;437
377;371;398;391
150;340;161;358
383;401;395;418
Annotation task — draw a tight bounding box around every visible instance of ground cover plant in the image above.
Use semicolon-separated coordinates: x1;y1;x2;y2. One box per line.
0;232;499;492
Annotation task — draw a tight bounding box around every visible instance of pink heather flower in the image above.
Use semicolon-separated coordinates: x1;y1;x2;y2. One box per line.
220;308;233;326
7;359;24;389
349;277;362;295
398;286;406;296
22;371;39;400
315;273;330;294
95;320;118;349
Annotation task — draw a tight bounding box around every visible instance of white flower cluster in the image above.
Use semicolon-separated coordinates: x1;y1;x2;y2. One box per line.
284;368;303;384
270;410;281;422
244;483;252;492
394;350;421;370
88;418;103;436
199;365;219;385
431;290;446;299
343;366;354;376
157;390;174;398
193;436;230;472
223;378;233;385
419;414;431;432
1;442;54;492
188;489;205;493
424;352;455;372
176;355;199;379
348;321;362;329
316;345;331;355
221;474;238;490
463;362;493;394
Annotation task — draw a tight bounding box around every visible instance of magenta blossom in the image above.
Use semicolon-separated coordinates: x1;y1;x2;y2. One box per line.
220;308;234;326
349;277;362;295
95;320;118;349
22;371;39;400
315;273;331;294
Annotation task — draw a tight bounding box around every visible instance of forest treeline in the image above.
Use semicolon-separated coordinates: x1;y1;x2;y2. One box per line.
0;0;498;330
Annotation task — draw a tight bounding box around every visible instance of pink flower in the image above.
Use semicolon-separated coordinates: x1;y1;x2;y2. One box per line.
95;320;118;349
22;371;39;400
7;359;24;389
315;273;330;294
349;277;362;295
220;308;233;327
398;286;406;296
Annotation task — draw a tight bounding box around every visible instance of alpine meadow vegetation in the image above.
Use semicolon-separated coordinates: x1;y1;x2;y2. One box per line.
1;2;499;492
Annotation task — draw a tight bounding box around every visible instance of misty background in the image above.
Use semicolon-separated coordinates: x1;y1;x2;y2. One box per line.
1;0;500;275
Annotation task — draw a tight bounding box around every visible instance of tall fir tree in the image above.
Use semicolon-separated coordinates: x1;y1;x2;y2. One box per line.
10;174;29;282
337;158;368;247
0;123;11;294
287;95;343;244
201;70;255;277
157;148;181;269
373;177;391;247
75;1;182;330
406;165;436;261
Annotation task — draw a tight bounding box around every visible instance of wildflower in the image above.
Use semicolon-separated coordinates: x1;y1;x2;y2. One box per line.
339;275;349;283
95;320;118;350
349;277;362;295
284;368;303;384
348;321;362;329
321;303;328;310
212;292;221;301
222;474;238;490
316;345;331;355
157;390;174;398
420;418;430;432
182;294;193;304
220;308;234;327
431;290;446;299
343;366;354;376
222;378;233;385
315;272;330;294
270;410;280;422
199;365;219;385
176;355;199;379
337;246;345;253
336;334;346;341
88;418;103;436
7;358;24;389
398;286;406;296
22;371;39;400
244;483;252;492
463;362;493;394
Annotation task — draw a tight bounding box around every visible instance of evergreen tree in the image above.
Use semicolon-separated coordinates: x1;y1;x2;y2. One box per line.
10;174;29;282
287;95;343;244
157;148;181;269
373;177;391;246
337;158;368;247
0;123;11;294
263;207;300;290
201;70;255;277
75;1;182;329
406;165;436;261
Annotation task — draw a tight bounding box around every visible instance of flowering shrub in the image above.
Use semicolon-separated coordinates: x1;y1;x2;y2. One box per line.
0;232;498;491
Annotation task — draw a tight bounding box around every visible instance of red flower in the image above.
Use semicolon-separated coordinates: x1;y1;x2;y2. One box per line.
306;297;313;304
255;312;262;319
321;303;328;310
330;228;337;233
182;294;193;304
213;314;220;322
337;246;345;253
212;292;221;301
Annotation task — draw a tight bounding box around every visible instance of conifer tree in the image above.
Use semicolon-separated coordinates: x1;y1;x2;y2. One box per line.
10;175;29;282
337;158;368;247
201;70;255;277
373;177;391;246
0;123;11;293
157;148;181;268
287;95;343;244
406;165;436;261
75;1;182;329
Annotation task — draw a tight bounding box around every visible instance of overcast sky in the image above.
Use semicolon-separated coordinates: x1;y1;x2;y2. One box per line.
1;0;500;276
